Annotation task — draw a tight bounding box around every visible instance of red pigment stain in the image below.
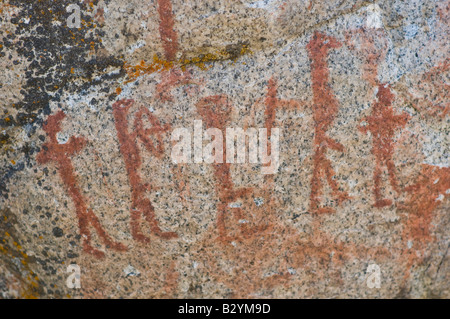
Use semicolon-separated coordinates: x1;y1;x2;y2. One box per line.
265;77;303;136
345;27;389;87
163;260;179;296
263;76;306;186
195;95;265;242
399;164;450;280
172;165;190;204
359;84;410;207
37;111;127;258
156;68;195;102
410;60;449;118
112;99;177;243
157;0;178;62
265;78;279;137
125;0;197;101
306;31;350;213
420;60;449;117
94;7;105;25
155;0;197;102
437;0;449;26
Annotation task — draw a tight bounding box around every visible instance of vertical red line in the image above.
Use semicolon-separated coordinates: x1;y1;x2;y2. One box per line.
157;0;179;61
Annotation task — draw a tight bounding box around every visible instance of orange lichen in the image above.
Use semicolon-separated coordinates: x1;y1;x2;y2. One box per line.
123;44;252;84
0;211;40;299
123;55;173;84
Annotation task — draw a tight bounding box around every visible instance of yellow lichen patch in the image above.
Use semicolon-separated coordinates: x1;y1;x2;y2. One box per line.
124;43;252;83
180;53;220;71
0;240;40;298
124;55;173;84
0;209;40;299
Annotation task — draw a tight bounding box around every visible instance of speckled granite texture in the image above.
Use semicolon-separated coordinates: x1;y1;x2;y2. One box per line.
0;0;448;298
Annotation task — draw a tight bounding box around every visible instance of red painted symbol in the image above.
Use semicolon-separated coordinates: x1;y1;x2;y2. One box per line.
359;84;410;207
37;111;127;258
398;59;449;119
195;95;267;242
156;68;195;102
307;31;351;213
265;77;303;136
345;27;389;88
157;0;178;62
398;164;450;281
155;0;196;102
113;99;178;243
402;165;449;246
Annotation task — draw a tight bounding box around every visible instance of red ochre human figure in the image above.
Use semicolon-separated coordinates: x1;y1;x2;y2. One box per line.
195;95;268;242
307;31;350;213
112;99;177;243
359;84;410;207
37;111;127;258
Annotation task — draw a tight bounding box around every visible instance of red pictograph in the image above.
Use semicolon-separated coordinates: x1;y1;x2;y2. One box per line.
264;77;303;136
359;84;410;207
37;111;127;258
397;59;449;119
402;165;450;246
112;99;177;243
156;68;195;102
345;27;389;88
398;164;450;281
157;0;178;62
195;95;268;242
155;0;196;102
307;31;351;213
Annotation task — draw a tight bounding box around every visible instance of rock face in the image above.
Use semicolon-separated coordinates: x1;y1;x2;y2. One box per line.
0;0;448;299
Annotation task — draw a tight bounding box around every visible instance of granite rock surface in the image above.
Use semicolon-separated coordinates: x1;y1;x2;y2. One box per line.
0;0;449;298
